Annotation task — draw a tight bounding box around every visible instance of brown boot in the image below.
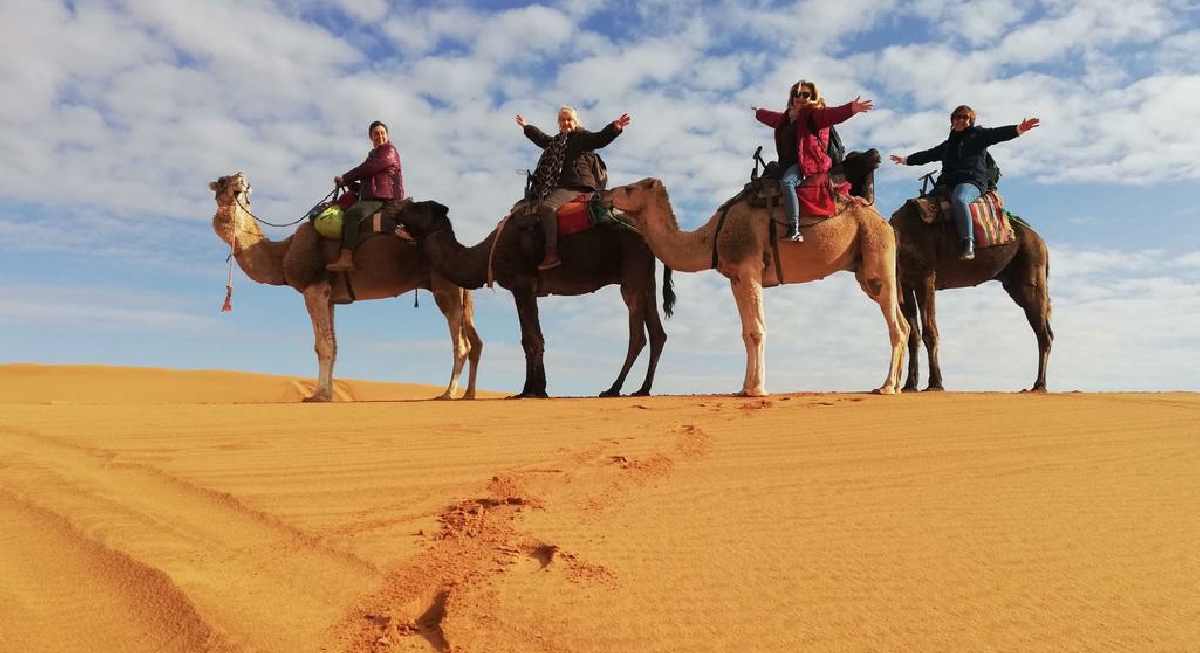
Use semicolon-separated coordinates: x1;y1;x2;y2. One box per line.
537;245;561;270
326;248;354;272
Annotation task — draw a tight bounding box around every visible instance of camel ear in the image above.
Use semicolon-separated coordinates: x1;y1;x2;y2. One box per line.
431;201;449;219
209;180;219;191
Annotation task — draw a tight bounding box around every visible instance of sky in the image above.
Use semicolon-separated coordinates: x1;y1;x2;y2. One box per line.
2;0;1198;396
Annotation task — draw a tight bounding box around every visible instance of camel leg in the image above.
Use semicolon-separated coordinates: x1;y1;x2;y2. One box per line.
855;225;908;395
1000;254;1053;393
600;284;647;397
511;286;548;398
461;289;482;400
431;282;470;400
729;266;768;397
915;276;944;391
634;287;668;397
900;282;922;392
302;283;337;402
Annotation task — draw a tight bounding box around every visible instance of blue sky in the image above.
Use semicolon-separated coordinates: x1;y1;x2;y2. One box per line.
2;0;1198;395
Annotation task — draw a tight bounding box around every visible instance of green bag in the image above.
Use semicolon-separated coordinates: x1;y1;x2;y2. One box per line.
313;205;344;239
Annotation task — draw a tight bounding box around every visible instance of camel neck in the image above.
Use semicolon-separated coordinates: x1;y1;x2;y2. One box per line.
223;203;287;286
421;228;491;290
632;200;720;273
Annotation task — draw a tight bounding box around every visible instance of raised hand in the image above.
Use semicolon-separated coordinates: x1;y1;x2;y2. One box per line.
1018;117;1040;134
515;114;526;128
334;175;345;186
851;96;874;114
889;154;906;166
613;113;632;131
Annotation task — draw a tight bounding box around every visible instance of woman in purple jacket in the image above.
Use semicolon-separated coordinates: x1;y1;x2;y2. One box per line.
327;120;405;272
753;80;873;241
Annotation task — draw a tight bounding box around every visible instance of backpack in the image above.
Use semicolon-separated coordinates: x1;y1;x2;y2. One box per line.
807;113;845;166
984;151;1001;190
590;151;608;190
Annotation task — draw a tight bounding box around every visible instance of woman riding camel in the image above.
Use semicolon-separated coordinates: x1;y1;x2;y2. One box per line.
327;120;404;272
890;106;1040;260
517;106;631;270
753;80;874;241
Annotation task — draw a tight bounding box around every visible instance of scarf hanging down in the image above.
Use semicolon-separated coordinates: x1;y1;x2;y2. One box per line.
532;132;569;200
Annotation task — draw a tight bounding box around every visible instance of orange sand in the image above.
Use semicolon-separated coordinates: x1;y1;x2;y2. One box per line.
1;365;1196;652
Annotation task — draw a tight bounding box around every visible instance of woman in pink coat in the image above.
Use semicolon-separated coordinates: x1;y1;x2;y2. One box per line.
752;80;873;240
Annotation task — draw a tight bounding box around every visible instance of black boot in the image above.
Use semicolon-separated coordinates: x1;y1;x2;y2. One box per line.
785;221;803;242
958;239;975;260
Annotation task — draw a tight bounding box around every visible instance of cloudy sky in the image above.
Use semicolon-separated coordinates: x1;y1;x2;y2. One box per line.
2;0;1198;395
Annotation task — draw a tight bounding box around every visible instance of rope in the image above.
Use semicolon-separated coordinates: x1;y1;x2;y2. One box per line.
235;188;337;228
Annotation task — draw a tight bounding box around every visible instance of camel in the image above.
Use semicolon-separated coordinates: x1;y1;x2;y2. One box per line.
209;172;481;402
387;200;674;398
890;198;1052;392
606;176;908;396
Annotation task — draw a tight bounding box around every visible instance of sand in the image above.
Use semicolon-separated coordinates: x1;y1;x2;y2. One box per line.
1;364;1196;652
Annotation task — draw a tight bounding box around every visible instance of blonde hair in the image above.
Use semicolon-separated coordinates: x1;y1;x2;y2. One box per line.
787;79;823;109
558;105;584;131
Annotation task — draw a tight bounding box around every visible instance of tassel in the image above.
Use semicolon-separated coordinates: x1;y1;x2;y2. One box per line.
221;285;233;312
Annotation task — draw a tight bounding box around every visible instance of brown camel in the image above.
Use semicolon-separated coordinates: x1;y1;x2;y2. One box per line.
606;176;908;396
890;198;1052;392
388;200;674;398
209;173;481;402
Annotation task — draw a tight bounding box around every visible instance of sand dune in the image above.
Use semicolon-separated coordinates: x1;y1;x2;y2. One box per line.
1;365;1196;652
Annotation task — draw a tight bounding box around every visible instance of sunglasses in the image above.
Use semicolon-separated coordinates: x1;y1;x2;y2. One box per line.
793;91;814;99
951;113;972;121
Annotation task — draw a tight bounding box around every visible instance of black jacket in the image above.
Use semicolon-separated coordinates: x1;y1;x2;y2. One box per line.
523;123;621;191
907;125;1020;191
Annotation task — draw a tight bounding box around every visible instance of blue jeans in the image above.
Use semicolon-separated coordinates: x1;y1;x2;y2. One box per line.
950;183;981;244
779;164;803;230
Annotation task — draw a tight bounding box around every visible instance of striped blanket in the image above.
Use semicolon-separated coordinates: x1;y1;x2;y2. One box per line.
938;191;1016;248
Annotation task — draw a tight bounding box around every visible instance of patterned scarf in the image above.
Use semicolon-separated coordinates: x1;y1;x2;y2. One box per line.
532;132;570;200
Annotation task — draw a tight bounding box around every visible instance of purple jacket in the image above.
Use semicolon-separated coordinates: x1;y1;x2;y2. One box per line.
343;143;404;201
756;103;854;177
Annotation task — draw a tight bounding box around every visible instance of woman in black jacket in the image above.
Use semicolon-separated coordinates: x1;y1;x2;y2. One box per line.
517;106;631;269
891;105;1039;259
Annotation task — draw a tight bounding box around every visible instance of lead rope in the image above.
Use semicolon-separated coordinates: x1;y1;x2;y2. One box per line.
220;204;237;312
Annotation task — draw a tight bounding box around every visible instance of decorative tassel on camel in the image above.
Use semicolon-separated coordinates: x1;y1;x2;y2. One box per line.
221;250;235;312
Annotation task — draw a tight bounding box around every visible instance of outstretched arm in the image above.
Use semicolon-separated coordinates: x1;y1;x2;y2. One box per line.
576;114;631;150
753;106;786;128
520;116;554;148
902;141;948;167
979;118;1038;147
809;96;872;129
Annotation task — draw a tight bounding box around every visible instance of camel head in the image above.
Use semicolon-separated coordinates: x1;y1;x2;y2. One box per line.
891;197;937;226
210;172;252;244
606;177;668;229
392;199;453;241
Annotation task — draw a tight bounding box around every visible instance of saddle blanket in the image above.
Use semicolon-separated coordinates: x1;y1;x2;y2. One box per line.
936;191;1016;248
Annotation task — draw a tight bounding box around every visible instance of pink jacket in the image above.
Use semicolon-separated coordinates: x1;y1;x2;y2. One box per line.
343;143;404;201
755;103;854;177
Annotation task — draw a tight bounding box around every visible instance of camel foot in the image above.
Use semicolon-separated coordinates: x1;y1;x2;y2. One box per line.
873;385;899;395
631;387;651;397
302;394;332;403
923;385;945;392
901;384;920;393
462;392;477;401
1021;385;1048;394
433;393;453;401
736;388;769;397
507;391;549;399
599;388;621;398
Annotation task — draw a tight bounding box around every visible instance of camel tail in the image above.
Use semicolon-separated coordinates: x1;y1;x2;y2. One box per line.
662;265;676;319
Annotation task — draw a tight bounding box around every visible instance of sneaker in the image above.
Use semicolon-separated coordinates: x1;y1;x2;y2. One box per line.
958;239;975;260
785;227;804;243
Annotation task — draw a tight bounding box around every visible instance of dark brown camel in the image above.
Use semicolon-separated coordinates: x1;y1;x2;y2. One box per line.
890;198;1053;392
389;200;675;398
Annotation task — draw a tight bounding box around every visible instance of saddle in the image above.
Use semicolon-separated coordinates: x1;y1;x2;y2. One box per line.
912;187;1016;248
513;192;633;237
742;148;880;215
